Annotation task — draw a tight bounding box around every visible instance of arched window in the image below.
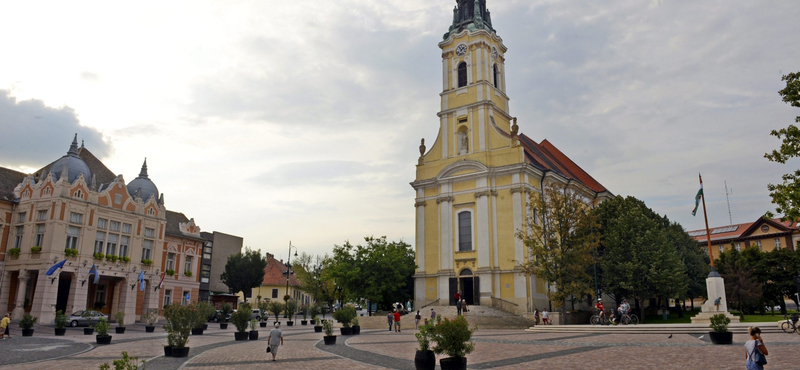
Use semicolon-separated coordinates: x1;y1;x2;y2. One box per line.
493;65;500;89
457;62;467;88
458;211;472;251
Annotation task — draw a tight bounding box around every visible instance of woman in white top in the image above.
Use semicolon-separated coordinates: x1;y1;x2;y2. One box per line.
744;326;768;370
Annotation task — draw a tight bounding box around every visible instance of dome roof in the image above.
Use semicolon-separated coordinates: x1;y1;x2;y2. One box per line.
50;134;92;184
127;159;159;202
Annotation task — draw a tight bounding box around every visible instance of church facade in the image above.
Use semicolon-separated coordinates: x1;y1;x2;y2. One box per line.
412;0;612;313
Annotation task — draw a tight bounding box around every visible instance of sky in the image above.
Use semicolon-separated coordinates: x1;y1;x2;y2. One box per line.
1;0;799;259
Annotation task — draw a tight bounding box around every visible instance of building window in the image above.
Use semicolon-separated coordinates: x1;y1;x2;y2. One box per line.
201;264;211;284
34;224;45;247
774;238;781;250
37;210;47;221
119;235;129;257
14;226;24;249
17;212;26;223
95;285;106;307
98;218;108;230
166;253;176;271
70;212;83;224
114;194;122;205
272;289;279;299
144;228;155;238
203;246;212;260
458;211;472;251
753;241;761;251
122;223;132;234
106;234;118;256
65;226;80;250
457;62;467;88
164;289;172;306
719;245;724;254
734;243;741;251
493;64;499;88
184;256;193;275
142;239;152;261
74;189;83;199
94;231;106;254
110;221;120;232
182;291;189;305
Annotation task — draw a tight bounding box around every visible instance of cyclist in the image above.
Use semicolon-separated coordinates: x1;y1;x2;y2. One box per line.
620;299;631;324
595;298;606;324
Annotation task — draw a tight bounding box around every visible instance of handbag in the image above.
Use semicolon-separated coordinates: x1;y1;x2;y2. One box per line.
266;346;271;353
749;341;767;366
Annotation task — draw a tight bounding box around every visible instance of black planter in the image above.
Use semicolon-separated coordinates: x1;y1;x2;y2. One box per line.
146;326;155;333
96;335;112;345
219;323;228;330
340;327;353;336
440;357;467;370
323;335;337;345
191;328;204;335
249;330;259;340
414;350;436;370
301;320;308;326
21;329;34;337
287;321;294;326
164;346;173;357
234;332;249;341
171;347;190;358
314;326;323;333
55;328;67;336
203;324;208;330
116;327;126;334
709;331;733;345
260;322;267;328
352;326;360;335
84;328;94;335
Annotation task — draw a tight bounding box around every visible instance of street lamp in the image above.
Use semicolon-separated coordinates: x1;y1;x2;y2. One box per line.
284;241;298;302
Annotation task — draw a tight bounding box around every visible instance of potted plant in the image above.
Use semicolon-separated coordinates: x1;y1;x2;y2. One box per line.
322;319;336;345
163;304;193;357
114;311;126;334
65;248;78;257
31;246;42;253
285;299;298;326
351;316;360;335
184;271;192;277
414;322;436;370
267;301;284;325
430;315;475;370
54;310;68;336
249;319;259;340
333;305;356;335
143;309;158;332
164;332;177;357
231;302;251;341
310;305;322;332
166;269;175;276
300;305;309;325
82;311;96;335
95;318;112;344
141;259;153;266
7;248;20;258
258;301;269;328
708;313;733;345
94;252;105;260
20;313;37;336
313;317;323;332
219;302;232;329
191;302;215;335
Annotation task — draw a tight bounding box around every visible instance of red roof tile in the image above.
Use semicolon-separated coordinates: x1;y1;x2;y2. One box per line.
262;253;301;287
518;134;608;193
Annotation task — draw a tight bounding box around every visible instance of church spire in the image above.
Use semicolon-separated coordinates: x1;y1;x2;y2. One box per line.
445;0;494;39
67;133;79;157
138;158;149;179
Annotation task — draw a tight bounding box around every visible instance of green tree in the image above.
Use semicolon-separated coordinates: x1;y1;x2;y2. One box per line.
220;248;268;301
765;72;800;221
761;248;800;313
665;222;710;314
516;182;599;324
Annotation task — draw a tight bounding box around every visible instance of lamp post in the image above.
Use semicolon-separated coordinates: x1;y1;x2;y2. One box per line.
284;241;298;302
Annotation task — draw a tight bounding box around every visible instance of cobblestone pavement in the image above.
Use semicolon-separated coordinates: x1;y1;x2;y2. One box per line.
3;322;799;369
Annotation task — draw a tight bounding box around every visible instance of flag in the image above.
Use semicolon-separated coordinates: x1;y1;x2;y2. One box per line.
139;270;145;291
691;182;703;216
89;264;100;284
155;272;165;292
46;259;67;276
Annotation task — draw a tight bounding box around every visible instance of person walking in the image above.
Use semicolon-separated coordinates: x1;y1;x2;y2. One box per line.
414;310;421;329
456;299;463;316
267;322;283;362
0;314;10;339
430;308;436;320
533;309;540;325
745;326;768;370
462;299;469;313
542;309;549;325
387;312;394;332
394;309;402;332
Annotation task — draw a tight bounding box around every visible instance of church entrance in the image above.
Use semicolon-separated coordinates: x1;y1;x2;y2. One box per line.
449;269;480;306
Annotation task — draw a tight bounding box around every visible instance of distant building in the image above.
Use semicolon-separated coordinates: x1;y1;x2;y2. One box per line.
200;231;243;304
688;217;798;254
251;253;309;307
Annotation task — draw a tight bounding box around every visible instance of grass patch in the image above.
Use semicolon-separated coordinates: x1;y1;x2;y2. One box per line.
643;310;699;324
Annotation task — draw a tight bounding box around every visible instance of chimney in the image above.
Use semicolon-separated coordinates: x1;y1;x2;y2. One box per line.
266;253;274;260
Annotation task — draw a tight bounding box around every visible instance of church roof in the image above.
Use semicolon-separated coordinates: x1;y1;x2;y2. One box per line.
444;0;495;40
519;134;609;194
0;166;26;202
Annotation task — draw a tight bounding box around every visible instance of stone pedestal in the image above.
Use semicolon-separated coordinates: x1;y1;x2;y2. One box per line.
691;269;740;324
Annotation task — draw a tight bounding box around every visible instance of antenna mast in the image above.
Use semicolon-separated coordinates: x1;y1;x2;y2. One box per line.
724;181;733;225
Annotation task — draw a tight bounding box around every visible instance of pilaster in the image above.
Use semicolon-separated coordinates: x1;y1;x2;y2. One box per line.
31;270;59;324
11;270;29;320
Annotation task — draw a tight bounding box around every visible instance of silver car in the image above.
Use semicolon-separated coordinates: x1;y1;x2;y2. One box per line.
67;310;108;327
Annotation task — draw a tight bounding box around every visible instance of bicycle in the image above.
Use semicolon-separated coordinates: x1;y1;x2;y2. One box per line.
620;313;639;325
590;312;610;326
781;314;799;334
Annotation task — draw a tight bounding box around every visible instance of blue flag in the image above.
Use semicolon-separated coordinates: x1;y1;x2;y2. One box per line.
139;270;145;291
89;264;100;284
46;259;67;276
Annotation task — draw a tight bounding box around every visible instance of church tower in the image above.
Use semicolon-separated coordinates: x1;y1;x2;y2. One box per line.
412;1;612;313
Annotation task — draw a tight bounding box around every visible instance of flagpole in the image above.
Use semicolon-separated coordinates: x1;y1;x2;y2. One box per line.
700;174;715;267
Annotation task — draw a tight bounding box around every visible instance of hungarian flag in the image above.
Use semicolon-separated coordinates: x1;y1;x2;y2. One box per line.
691;176;703;216
156;272;165;291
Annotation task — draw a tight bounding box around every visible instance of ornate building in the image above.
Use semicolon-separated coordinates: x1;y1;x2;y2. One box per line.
412;0;612;313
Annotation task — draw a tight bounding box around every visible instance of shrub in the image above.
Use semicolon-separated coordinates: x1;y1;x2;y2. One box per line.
55;310;68;329
65;248;79;257
267;301;284;322
313;317;321;326
351;316;359;326
96;318;110;337
193;302;215;329
250;319;258;331
20;314;38;329
31;246;42;253
285;300;298;321
142;309;158;326
106;255;118;262
322;319;334;336
710;313;731;333
258;301;269;322
163;304;194;348
114;311;125;327
415;322;434;351
141;259;153;266
332;305;357;328
430;315;476;358
301;305;309;319
166;269;175;276
98;351;143;370
8;248;20;258
94;253;105;260
231;303;252;333
309;304;321;321
184;271;192;277
219;303;233;323
121;256;130;263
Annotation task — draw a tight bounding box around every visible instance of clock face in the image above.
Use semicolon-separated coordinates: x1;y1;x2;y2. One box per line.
492;47;498;59
456;44;467;56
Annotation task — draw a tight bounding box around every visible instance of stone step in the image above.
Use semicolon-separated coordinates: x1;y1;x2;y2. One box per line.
526;322;786;334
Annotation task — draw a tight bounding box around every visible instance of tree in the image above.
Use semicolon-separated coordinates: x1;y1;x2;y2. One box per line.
220;248;268;301
516;182;599;324
765;72;800;221
665;222;710;314
761;248;800;313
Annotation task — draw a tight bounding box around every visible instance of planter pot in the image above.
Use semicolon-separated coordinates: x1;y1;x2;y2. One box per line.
340;327;353;336
287;321;294;326
191;328;204;335
96;335;112;345
414;350;436;370
219;323;228;330
171;347;190;358
352;326;360;335
164;346;173;357
55;328;67;336
440;357;467;370
203;324;208;330
249;330;259;340
314;326;323;333
709;331;733;345
116;327;126;334
323;335;337;345
22;329;34;337
145;326;155;333
234;332;249;341
260;322;267;328
301;320;308;326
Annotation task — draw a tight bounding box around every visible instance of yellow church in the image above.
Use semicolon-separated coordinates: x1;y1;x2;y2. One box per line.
412;0;612;314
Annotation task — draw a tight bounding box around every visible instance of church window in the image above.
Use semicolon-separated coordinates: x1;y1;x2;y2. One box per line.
457;62;467;88
493;64;500;88
458;211;472;251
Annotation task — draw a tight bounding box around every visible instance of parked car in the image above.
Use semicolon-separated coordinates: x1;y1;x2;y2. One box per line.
251;309;261;320
208;310;232;322
67;310;108;327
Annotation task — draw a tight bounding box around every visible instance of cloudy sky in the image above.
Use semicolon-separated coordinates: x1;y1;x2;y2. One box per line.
1;0;798;258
